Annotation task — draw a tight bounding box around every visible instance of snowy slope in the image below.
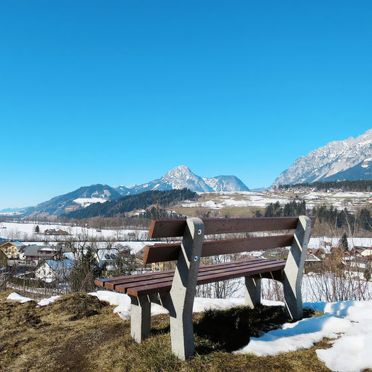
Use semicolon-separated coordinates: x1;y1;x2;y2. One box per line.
274;129;372;185
25;185;122;216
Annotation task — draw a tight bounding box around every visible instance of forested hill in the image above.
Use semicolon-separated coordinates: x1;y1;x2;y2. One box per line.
64;189;197;219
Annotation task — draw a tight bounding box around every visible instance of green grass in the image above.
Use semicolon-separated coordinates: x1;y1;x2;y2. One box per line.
0;290;331;372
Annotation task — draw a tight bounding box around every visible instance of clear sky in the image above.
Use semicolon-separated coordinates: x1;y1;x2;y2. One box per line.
1;1;371;208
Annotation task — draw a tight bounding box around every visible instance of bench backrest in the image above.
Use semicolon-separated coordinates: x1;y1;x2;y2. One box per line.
144;217;299;264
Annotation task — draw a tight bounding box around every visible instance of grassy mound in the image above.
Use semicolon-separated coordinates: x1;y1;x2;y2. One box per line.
0;291;330;372
49;293;107;321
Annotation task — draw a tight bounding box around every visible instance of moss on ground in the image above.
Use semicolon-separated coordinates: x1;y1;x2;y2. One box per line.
0;290;331;372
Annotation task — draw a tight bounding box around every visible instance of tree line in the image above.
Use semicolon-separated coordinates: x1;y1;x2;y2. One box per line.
262;200;371;233
277;180;372;192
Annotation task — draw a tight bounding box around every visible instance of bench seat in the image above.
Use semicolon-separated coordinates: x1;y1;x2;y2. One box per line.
95;258;285;296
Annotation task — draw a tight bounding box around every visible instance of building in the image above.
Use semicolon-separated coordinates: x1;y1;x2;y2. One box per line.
95;248;119;272
20;244;58;265
44;229;69;236
35;258;74;283
0;241;24;259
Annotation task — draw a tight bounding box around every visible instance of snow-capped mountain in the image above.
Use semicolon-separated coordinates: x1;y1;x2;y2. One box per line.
203;175;250;192
116;165;249;194
274;129;372;185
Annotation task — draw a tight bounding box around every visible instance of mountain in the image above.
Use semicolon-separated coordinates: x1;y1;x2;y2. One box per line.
116;165;249;195
204;175;250;192
274;129;372;185
65;189;197;219
27;184;122;217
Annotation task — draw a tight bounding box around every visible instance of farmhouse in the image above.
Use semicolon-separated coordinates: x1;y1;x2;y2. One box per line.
20;244;58;265
0;241;24;259
35;258;74;283
44;228;69;236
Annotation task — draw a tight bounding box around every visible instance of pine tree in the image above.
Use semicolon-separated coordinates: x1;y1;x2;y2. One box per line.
338;232;349;251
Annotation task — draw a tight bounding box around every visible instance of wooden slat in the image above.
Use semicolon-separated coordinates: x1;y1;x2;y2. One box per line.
204;217;298;235
96;259;260;288
105;271;173;290
127;261;285;296
149;219;187;239
144;234;294;264
100;259;266;290
118;259;283;294
96;269;173;288
114;259;276;293
149;217;299;238
197;261;285;285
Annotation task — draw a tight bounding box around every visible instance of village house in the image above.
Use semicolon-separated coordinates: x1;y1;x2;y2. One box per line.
44;228;69;236
0;241;25;259
304;252;322;273
95;248;119;272
20;244;58;265
35;258;74;283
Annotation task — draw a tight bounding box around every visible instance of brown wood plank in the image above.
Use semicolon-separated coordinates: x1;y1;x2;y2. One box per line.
144;234;293;264
115;259;281;293
149;219;186;239
197;261;285;285
204;217;298;235
98;258;262;288
105;271;174;290
202;235;294;257
127;261;285;296
149;217;299;238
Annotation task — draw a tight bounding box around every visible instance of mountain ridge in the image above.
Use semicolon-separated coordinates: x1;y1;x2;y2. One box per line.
116;165;249;195
23;166;249;216
274;129;372;185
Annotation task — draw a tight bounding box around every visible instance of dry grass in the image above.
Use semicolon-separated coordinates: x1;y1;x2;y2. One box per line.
0;290;331;372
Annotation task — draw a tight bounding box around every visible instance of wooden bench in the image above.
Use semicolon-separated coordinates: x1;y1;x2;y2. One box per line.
95;216;311;359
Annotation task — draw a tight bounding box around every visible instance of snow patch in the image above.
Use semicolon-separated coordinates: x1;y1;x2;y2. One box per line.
7;292;61;306
237;300;372;372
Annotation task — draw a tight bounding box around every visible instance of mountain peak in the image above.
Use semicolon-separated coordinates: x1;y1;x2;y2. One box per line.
164;165;194;178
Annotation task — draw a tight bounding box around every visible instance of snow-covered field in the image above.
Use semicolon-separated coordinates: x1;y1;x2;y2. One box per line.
180;190;371;210
308;236;372;250
0;222;148;241
2;221;371;248
181;191;291;209
7;291;372;372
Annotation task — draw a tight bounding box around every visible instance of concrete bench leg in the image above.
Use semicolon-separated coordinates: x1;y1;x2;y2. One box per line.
170;305;194;360
283;216;311;320
130;296;151;343
283;276;302;320
169;217;204;360
245;276;261;308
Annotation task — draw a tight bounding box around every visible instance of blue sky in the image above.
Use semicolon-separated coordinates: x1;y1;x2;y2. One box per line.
1;1;371;208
